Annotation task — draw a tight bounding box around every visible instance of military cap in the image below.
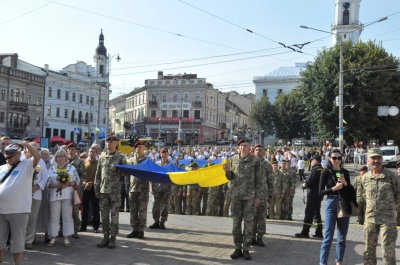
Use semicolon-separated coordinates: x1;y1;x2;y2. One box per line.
106;136;119;142
159;147;169;153
272;161;278;165
312;155;322;163
237;138;251;146
67;142;77;148
368;148;383;157
254;144;264;149
189;161;199;168
359;166;368;171
134;140;145;148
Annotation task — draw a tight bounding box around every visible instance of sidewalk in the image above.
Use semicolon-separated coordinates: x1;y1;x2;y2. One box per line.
2;162;399;264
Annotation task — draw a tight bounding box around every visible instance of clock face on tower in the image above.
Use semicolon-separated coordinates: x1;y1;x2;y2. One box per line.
343;2;350;9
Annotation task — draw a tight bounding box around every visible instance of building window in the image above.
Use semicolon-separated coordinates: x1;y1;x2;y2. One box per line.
86;95;89;104
343;9;349;25
151;94;156;101
15;90;19;102
263;89;268;97
0;112;4;123
21;91;24;103
90;113;93;122
64;109;68;118
99;65;104;75
194;110;200;119
103;116;106;124
36;117;41;127
27;95;30;104
79;94;83;103
172;110;178;118
65;91;69;100
56;107;60;117
48;87;52;97
173;94;178;102
183;110;189;118
184;93;189;102
151;110;156;117
47;106;51;116
161;110;167;118
90;97;94;105
57;89;61;99
162;93;167;102
1;90;5;101
37;97;41;105
72;93;76;102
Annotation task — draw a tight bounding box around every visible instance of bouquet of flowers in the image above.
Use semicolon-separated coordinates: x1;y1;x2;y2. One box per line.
56;168;71;196
32;165;41;187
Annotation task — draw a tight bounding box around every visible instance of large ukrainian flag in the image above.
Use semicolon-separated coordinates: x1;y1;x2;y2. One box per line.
116;159;228;187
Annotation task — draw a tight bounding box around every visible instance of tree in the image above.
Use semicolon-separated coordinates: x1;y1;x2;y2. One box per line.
273;90;310;142
299;40;400;145
249;97;275;137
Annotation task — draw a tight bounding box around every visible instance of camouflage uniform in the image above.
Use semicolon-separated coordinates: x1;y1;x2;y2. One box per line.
357;169;400;265
169;184;183;214
198;187;209;215
206;185;223;216
223;182;232;217
226;154;262;251
94;151;126;237
281;168;294;219
253;160;273;239
269;170;286;219
288;168;297;219
125;155;149;232
68;155;86;233
185;185;200;215
152;160;171;224
353;174;366;225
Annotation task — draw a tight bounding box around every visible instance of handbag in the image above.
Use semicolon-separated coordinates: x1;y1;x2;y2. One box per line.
330;173;358;218
73;187;82;205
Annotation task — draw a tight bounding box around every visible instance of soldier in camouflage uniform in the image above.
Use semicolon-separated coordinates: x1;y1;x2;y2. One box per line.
281;160;294;220
149;147;171;229
357;148;400;265
126;141;149;239
251;144;273;247
204;161;223;217
94;136;126;249
67;142;86;238
353;166;368;225
269;161;286;220
287;162;297;220
224;138;262;261
185;162;201;215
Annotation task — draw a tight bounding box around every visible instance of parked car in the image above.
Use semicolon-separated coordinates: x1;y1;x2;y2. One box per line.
217;139;228;145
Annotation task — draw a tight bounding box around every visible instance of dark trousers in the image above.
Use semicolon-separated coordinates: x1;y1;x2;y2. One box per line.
299;169;305;181
81;188;100;230
120;188;130;210
301;191;323;234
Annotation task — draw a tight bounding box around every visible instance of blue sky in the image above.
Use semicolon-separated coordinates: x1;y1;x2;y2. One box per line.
1;0;399;98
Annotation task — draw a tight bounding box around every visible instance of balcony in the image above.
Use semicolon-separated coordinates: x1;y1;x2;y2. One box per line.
8;101;29;112
192;101;202;107
149;101;158;108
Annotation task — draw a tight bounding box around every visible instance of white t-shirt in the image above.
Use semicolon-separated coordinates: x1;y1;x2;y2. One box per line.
32;159;49;200
47;164;80;201
0;158;35;214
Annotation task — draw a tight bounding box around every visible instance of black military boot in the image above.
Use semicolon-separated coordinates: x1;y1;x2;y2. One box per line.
149;222;160;229
312;225;323;239
160;222;166;229
137;231;144;239
97;233;110;248
295;231;310;238
108;236;116;249
230;249;243;259
126;230;138;238
243;250;252;260
251;238;257;245
256;238;265;247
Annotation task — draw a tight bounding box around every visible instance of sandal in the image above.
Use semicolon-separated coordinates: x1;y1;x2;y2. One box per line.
47;238;56;247
64;239;71;247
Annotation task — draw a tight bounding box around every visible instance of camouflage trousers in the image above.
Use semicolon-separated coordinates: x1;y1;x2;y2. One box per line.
99;192;120;236
169;195;182;214
197;193;208;215
397;205;400;226
364;222;397;265
152;191;171;223
357;201;366;225
231;199;256;251
129;192;149;231
269;194;282;220
206;187;222;216
223;189;232;217
281;195;291;219
185;187;199;215
288;195;294;217
73;204;81;232
253;201;267;238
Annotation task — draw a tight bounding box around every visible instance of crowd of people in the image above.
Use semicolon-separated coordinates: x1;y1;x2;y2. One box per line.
0;134;399;264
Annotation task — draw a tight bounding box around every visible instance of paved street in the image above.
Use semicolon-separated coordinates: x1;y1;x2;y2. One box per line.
2;164;399;264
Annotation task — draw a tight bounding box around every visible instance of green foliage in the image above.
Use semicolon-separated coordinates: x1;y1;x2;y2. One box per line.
249;97;275;136
299;40;400;144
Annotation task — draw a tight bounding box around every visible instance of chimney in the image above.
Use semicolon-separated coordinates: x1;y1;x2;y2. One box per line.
44;64;49;72
157;71;163;79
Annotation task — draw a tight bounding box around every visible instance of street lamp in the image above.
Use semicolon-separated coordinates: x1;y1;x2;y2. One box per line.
158;118;162;139
300;17;387;151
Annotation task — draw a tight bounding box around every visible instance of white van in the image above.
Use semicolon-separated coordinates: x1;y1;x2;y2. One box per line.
379;146;400;168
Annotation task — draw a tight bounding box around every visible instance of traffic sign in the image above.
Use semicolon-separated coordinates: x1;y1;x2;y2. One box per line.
74;127;81;134
132;126;137;134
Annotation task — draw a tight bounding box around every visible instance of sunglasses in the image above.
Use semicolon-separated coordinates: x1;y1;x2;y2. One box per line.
331;156;342;161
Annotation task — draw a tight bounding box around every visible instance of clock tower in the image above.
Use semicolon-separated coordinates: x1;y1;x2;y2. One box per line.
332;0;362;45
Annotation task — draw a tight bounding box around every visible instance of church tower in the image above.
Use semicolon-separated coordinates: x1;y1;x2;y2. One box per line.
331;0;362;45
94;29;108;78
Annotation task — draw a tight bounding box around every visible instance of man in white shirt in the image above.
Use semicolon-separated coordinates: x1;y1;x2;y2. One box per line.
0;142;40;265
296;157;305;181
